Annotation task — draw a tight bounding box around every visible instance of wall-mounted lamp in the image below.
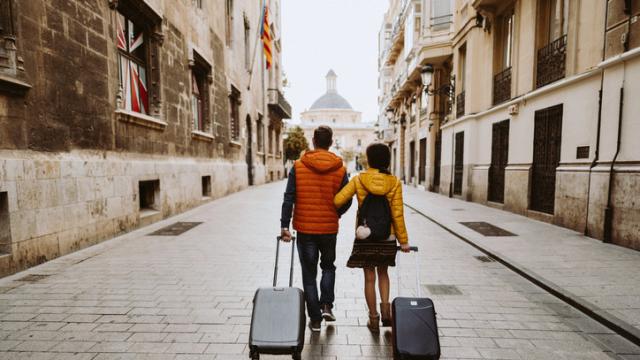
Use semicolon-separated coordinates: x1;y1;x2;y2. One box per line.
421;64;452;96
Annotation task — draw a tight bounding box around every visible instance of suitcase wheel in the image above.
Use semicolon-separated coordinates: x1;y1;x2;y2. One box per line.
249;350;259;360
292;352;301;360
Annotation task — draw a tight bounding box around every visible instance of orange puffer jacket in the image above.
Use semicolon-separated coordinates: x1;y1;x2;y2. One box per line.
293;150;347;235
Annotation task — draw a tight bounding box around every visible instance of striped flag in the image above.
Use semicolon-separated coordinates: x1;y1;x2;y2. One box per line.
261;2;273;70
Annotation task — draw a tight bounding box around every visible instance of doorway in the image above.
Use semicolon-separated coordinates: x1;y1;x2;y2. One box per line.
488;120;510;203
433;129;442;191
419;138;426;184
453;132;464;196
246;115;254;186
531;104;563;214
409;141;416;183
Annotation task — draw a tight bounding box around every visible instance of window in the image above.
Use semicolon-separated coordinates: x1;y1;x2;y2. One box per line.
190;52;211;133
493;8;514;105
275;128;281;155
431;0;452;30
139;180;160;212
111;1;162;118
497;9;515;70
0;192;10;255
195;0;202;9
257;116;264;152
268;124;274;154
244;16;251;70
535;0;568;88
229;86;241;141
225;0;234;46
116;11;150;114
357;139;362;146
202;176;211;197
0;0;30;95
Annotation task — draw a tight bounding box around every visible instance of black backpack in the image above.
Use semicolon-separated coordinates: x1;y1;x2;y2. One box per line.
357;190;392;241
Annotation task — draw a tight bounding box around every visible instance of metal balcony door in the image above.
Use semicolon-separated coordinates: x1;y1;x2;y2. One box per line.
453;132;464;195
419;138;426;184
488;120;510;203
531;105;563;214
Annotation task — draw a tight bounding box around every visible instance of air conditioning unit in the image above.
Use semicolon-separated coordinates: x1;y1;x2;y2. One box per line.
508;104;519;115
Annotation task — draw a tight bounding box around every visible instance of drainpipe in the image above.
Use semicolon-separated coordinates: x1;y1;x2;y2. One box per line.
584;2;608;236
603;86;624;244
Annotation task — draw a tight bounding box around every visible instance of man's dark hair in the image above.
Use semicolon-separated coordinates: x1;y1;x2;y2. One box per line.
366;143;391;172
313;126;333;149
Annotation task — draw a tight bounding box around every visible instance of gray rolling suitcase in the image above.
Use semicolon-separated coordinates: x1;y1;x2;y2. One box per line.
248;236;305;360
392;247;441;360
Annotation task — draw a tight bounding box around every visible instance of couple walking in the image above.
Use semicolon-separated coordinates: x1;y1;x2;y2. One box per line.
280;125;411;333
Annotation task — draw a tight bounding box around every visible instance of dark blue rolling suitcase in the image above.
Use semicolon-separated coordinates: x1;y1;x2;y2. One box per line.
248;237;305;360
392;247;441;360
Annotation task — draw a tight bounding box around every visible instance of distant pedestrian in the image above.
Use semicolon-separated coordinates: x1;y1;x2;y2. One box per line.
280;126;352;332
333;142;410;332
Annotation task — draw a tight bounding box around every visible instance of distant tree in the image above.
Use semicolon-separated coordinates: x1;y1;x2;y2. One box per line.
357;152;368;170
283;126;309;161
341;149;356;165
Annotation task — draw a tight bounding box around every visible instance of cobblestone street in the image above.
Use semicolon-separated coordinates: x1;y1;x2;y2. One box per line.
0;181;639;359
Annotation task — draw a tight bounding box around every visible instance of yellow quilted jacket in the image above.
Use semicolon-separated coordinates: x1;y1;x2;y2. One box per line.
334;168;408;244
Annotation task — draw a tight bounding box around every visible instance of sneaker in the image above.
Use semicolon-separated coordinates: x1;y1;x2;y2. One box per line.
321;305;336;322
309;319;321;332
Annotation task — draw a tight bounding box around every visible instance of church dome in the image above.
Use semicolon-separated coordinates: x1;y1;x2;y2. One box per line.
309;70;353;110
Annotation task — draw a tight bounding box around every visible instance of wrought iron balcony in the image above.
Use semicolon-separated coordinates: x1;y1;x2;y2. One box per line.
267;89;292;119
536;35;567;89
493;67;512;105
456;91;465;118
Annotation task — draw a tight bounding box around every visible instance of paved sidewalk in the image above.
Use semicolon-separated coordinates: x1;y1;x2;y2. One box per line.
0;181;638;359
404;186;640;344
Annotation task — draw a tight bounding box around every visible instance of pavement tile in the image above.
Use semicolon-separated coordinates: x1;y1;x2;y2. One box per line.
1;181;639;359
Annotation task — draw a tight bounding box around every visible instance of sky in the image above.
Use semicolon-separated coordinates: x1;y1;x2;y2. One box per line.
281;0;388;124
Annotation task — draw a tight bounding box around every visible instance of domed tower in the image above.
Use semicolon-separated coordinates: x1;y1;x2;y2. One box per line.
295;70;376;173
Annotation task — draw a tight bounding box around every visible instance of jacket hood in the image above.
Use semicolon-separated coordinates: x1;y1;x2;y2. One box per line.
358;168;397;195
300;150;344;173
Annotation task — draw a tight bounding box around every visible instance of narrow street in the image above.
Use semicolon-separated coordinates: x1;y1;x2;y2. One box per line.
0;181;638;360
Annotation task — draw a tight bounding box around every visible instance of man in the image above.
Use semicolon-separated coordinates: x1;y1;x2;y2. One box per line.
280;126;352;332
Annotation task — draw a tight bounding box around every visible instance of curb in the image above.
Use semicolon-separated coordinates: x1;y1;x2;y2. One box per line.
404;203;640;348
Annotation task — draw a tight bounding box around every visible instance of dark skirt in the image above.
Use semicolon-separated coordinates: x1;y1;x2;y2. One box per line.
346;239;397;268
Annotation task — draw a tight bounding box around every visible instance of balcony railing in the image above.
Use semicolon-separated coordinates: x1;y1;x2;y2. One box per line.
536;35;567;89
493;67;512;105
267;89;292;119
430;14;453;31
456;91;465;118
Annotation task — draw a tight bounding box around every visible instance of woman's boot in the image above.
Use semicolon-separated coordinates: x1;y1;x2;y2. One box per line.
380;302;392;327
367;313;380;332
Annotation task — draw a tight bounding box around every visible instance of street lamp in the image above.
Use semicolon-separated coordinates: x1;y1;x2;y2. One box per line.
386;107;395;121
420;64;434;89
420;64;454;96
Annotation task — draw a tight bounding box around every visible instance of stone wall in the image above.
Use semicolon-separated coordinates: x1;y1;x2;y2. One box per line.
0;0;289;276
0;150;247;277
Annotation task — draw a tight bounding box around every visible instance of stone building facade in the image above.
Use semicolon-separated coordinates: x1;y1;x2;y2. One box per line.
0;0;291;276
293;70;376;173
380;0;640;250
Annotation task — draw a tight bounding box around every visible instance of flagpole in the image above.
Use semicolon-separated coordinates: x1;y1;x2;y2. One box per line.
248;0;266;90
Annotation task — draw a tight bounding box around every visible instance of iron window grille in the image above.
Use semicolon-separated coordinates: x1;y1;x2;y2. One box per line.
536;35;567;88
493;67;512;105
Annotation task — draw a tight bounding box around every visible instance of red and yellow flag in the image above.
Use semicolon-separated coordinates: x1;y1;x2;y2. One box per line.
261;2;273;70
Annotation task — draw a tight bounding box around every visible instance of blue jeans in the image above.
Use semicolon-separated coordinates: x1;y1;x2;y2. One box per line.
296;233;336;322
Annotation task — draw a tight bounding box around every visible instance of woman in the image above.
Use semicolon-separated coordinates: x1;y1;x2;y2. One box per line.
334;142;410;332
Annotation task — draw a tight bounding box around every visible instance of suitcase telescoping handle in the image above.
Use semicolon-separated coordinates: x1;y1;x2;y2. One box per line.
397;246;421;297
274;236;296;287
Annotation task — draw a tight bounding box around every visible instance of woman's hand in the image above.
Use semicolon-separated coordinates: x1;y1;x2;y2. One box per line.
400;243;411;253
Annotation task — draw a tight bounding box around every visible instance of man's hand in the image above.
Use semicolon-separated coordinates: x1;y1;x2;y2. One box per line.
400;243;411;253
280;228;292;242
